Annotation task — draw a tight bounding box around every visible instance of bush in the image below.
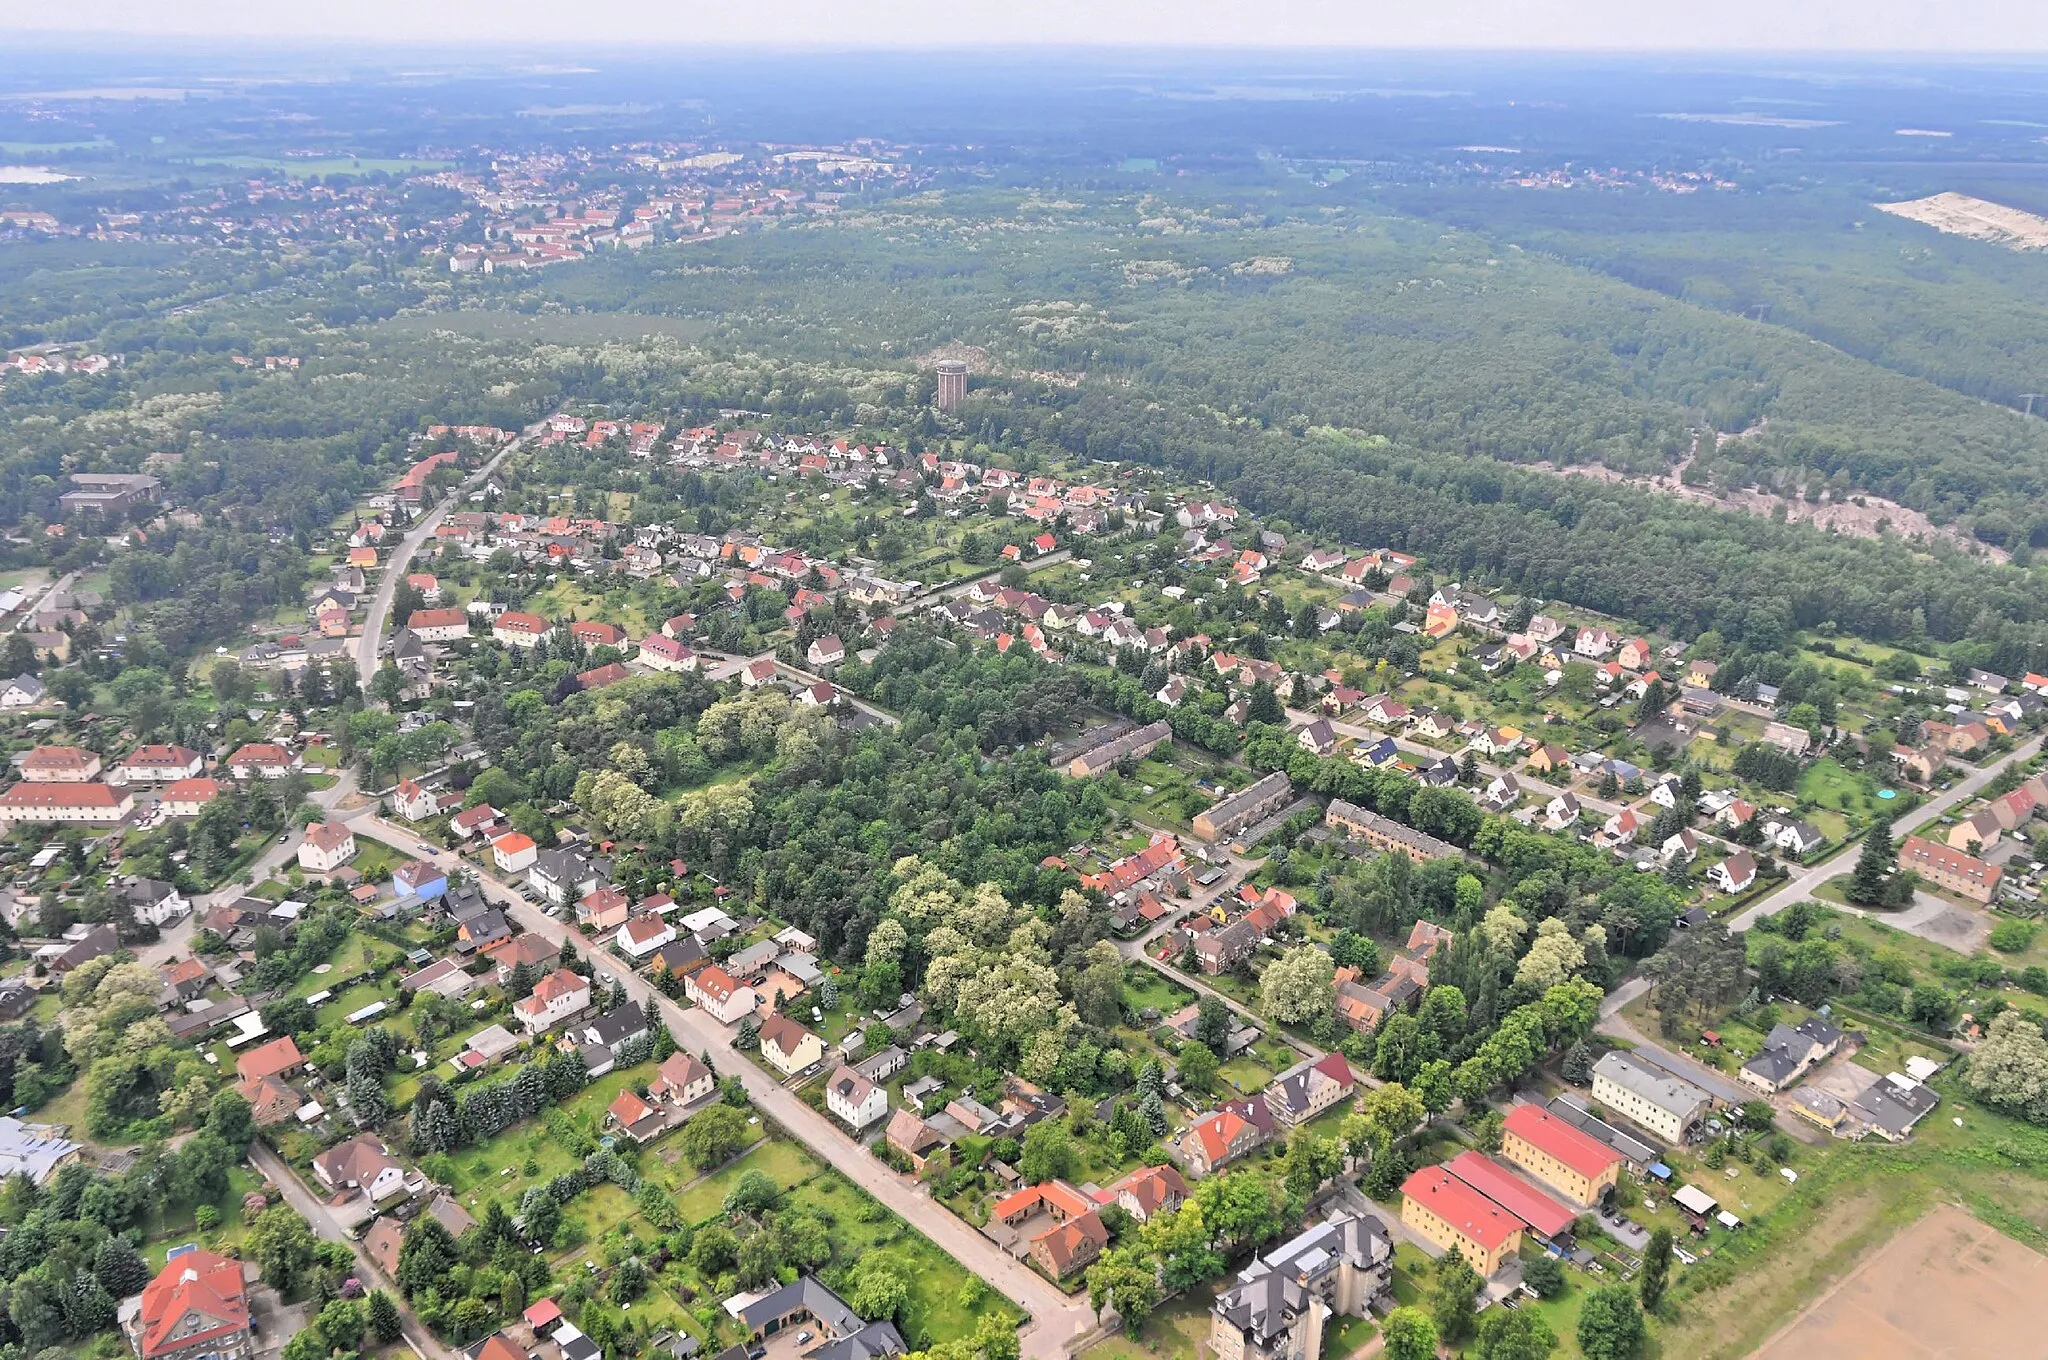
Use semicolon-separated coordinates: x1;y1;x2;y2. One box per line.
1990;919;2039;954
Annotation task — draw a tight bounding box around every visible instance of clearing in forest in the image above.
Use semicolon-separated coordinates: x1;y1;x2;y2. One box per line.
1875;192;2048;250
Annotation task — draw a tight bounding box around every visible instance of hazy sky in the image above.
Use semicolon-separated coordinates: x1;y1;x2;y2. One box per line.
5;0;2043;51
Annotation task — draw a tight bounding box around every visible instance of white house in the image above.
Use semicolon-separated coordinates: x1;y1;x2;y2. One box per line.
1711;849;1758;894
124;877;191;927
684;964;756;1025
807;635;846;668
513;968;592;1036
388;779;439;822
616;915;677;960
637;634;698;672
311;1134;409;1204
0;675;47;709
297;821;357;874
491;832;537;873
825;1065;888;1129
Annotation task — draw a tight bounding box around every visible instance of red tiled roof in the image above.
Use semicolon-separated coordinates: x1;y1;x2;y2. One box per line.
234;1035;303;1083
1501;1104;1624;1183
1400;1165;1521;1251
1444;1150;1578;1238
136;1250;249;1359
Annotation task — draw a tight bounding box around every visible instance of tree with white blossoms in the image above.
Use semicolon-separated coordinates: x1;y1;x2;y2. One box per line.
864;918;908;969
1966;1008;2048;1124
1479;903;1529;954
61;959;168;1065
1514;918;1588;992
576;768;665;840
1261;944;1336;1025
953;956;1070;1051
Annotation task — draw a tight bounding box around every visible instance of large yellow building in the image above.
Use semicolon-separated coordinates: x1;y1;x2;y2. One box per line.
1500;1104;1624;1205
1400;1166;1522;1276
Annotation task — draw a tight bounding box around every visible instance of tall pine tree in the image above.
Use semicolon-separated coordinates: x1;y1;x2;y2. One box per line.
1846;818;1894;906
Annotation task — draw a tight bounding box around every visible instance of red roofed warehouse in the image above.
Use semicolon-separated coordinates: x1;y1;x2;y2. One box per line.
1443;1149;1578;1241
126;1249;253;1360
1498;1103;1624;1206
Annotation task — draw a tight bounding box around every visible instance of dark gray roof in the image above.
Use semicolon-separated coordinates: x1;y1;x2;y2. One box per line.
1216;1213;1390;1344
1851;1074;1938;1137
810;1323;905;1360
585;1001;648;1048
738;1276;861;1334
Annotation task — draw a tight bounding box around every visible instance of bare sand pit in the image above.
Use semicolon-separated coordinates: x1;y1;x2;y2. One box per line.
1750;1203;2048;1359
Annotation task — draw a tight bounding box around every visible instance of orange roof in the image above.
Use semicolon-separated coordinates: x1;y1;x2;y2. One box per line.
1444;1150;1577;1238
492;832;536;855
609;1088;656;1128
1401;1165;1521;1251
1501;1104;1624;1182
163;774;222;806
136;1250;249;1358
1188;1110;1249;1164
693;964;740;1001
234;1035;303;1083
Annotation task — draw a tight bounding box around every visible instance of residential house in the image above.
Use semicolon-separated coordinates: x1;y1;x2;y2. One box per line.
513;969;592;1036
1208;1213;1392;1360
1111;1165;1189;1223
491;832;538;873
1590;1052;1711;1143
1399;1166;1523;1276
234;1036;304;1086
388;779;440;822
885;1108;946;1173
1263;1053;1355;1126
1900;835;2002;904
617;915;677;959
0;782;134;826
297;821;357;874
606;1087;666;1143
1946;808;2004;855
1711;849;1758;894
18;746;100;782
311;1134;411;1204
125;1249;254;1360
686;965;758;1025
225;743;293;779
530;847;607;905
825;1066;889;1129
1740;1018;1844;1094
392;859;447;903
159;778;223;817
1177;1109;1262;1177
759;1015;825;1078
649;1051;714;1108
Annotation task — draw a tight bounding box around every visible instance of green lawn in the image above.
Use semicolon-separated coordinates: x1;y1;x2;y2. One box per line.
670;1137;821;1223
142;1165;267;1271
1079;1293;1214;1360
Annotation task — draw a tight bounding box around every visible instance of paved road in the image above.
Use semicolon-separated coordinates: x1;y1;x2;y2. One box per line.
248;1140;448;1360
1729;733;2044;929
135;767;361;970
357;431;532;694
329;810;1098;1360
13;569;76;633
